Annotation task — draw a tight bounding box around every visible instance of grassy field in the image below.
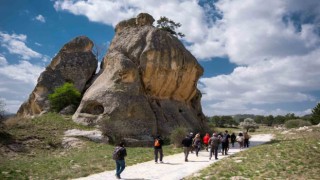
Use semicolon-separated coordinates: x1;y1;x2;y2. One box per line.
0;113;181;179
185;125;320;180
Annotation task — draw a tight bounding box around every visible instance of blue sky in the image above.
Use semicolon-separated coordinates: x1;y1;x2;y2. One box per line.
1;0;320;117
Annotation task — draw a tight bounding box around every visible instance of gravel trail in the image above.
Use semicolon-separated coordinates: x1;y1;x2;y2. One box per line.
75;134;273;180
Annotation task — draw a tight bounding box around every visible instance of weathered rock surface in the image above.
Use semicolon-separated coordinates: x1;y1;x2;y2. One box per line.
73;13;207;142
64;129;106;143
17;36;98;117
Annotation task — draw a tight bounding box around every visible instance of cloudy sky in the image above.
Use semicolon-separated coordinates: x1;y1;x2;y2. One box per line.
1;0;320;116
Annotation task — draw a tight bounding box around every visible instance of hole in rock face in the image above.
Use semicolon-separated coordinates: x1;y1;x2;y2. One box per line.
81;101;104;115
179;108;183;113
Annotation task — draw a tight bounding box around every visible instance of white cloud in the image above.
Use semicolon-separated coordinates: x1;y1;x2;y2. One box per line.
35;42;42;46
0;60;44;113
0;60;44;84
214;0;320;65
0;54;8;66
35;14;46;23
200;48;320;116
0;32;42;60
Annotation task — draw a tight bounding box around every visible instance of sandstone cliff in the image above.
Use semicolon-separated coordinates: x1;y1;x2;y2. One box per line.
73;13;207;143
17;36;98;117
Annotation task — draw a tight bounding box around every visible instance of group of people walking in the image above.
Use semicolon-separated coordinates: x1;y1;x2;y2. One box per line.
182;131;251;162
112;131;251;179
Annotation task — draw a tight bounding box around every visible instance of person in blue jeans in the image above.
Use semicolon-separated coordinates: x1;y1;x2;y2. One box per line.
114;142;127;179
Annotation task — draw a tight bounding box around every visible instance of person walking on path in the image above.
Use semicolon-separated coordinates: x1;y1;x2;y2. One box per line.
113;142;127;179
208;133;221;160
189;132;195;153
193;133;202;157
203;133;210;151
154;135;164;163
230;132;236;147
237;132;244;149
181;134;193;162
244;132;251;148
221;130;231;155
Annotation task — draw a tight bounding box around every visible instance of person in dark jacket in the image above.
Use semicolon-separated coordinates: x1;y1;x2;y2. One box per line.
114;141;127;179
221;130;231;155
154;135;164;163
181;134;193;162
230;132;236;147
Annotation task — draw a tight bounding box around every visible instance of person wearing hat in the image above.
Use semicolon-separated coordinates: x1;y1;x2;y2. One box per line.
208;133;221;160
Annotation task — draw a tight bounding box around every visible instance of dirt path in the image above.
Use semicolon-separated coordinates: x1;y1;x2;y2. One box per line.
75;134;273;180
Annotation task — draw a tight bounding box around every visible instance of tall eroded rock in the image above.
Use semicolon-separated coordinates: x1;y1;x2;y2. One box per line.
17;36;98;117
73;13;207;142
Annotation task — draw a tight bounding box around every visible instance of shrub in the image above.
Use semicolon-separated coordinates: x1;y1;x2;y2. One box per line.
169;127;188;147
285;119;312;129
156;16;185;38
48;83;81;112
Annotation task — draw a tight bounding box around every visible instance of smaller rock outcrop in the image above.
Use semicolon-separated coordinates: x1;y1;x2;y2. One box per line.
17;36;98;117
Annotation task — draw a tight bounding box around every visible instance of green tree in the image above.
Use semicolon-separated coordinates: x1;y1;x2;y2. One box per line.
274;115;286;124
254;115;264;124
263;115;274;126
311;103;320;125
284;113;297;121
240;118;259;132
48;83;81;112
156;16;185;38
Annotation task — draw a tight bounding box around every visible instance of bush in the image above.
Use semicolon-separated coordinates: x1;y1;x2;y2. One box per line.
285;119;312;129
169;127;188;147
48;83;81;112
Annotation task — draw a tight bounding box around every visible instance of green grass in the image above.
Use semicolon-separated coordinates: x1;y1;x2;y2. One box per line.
185;126;320;180
0;113;181;179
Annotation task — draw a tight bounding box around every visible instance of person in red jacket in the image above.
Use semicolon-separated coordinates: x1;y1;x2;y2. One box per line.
203;133;210;151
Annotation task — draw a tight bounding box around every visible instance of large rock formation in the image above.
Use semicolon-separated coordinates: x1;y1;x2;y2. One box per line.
17;36;97;117
73;13;207;142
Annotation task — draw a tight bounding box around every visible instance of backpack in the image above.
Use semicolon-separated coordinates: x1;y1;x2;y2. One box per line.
112;147;122;160
154;139;160;147
221;134;228;143
210;137;220;147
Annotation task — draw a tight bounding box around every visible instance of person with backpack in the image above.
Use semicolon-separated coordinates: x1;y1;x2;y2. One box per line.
181;134;193;162
113;141;127;179
202;133;210;151
154;135;164;163
193;133;201;157
230;132;236;147
221;130;231;155
208;133;221;160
